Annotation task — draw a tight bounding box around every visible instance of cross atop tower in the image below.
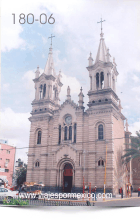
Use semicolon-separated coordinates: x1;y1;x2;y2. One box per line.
48;34;55;46
97;18;106;34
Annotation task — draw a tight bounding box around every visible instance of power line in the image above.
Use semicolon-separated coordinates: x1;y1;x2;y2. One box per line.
0;136;132;151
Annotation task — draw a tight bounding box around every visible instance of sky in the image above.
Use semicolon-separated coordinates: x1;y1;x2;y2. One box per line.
1;0;140;163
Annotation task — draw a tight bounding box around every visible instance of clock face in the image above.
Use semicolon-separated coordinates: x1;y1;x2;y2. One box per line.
65;116;72;125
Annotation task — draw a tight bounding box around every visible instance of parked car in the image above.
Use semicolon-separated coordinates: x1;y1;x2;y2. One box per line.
34;182;45;187
0;188;19;199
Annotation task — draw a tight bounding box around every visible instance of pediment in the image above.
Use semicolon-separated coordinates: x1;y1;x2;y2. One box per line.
60;99;78;110
56;143;77;153
55;144;77;163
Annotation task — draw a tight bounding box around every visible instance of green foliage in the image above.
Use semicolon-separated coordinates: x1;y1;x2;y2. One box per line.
16;166;27;186
122;131;140;164
3;197;29;206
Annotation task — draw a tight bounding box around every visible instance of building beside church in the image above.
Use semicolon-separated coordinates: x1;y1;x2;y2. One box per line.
0;142;16;186
26;29;130;195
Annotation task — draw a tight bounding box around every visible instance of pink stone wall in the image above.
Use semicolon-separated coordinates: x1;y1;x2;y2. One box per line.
0;144;16;186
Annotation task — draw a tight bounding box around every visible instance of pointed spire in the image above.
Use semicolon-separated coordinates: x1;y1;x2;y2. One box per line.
35;65;40;78
67;86;71;101
78;87;84;107
95;19;112;64
44;45;55;75
125;119;129;132
95;33;108;63
88;52;94;66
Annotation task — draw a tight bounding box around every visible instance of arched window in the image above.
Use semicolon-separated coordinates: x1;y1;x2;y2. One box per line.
69;126;72;140
43;84;46;98
98;159;104;167
100;72;104;89
55;89;57;98
74;123;77;143
96;73;99;89
35;161;39;167
98;124;104;140
39;84;43;99
58;125;61;144
64;126;67;140
37;130;42;144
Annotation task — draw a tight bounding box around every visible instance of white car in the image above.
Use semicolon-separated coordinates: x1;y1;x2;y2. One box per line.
0;188;19;199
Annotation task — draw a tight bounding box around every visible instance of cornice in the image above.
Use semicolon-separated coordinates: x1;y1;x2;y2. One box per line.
33;73;56;83
87;61;113;71
88;88;119;100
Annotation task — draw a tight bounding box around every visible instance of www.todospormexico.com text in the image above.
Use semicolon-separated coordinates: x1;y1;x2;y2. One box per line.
11;193;112;200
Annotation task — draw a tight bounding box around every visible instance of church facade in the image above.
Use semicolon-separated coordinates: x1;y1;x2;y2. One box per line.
26;30;129;195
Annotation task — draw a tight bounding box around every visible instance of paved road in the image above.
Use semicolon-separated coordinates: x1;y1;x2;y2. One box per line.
94;197;140;207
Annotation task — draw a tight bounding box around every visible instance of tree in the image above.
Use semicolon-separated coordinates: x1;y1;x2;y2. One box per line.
121;131;140;164
16;166;27;186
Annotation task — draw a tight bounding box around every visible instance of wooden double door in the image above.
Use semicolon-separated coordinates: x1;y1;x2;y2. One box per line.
63;163;73;193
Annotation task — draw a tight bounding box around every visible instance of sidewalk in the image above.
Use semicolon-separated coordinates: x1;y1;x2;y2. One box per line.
91;192;139;203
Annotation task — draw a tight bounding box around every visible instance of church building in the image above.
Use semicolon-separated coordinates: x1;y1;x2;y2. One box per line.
26;28;130;195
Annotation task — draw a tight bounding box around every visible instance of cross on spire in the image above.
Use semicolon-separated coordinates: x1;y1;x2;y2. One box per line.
48;34;55;46
97;17;106;34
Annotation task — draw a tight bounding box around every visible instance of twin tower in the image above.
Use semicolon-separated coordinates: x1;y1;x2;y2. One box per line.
26;28;128;195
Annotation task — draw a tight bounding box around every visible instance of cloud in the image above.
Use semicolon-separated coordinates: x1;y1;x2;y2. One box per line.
129;119;140;136
132;86;140;94
38;33;48;44
132;75;140;83
0;108;30;162
2;83;10;92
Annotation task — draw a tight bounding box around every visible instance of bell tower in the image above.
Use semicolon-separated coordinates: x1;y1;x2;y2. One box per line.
87;20;119;109
31;35;63;117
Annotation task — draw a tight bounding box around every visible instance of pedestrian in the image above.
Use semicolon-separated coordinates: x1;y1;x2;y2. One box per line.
120;187;123;198
138;187;140;197
94;186;97;201
18;184;21;193
127;185;128;197
131;185;133;197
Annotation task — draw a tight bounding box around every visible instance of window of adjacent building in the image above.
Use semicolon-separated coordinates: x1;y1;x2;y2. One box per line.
0;158;2;160
6;159;10;163
5;169;9;172
98;124;104;140
35;161;39;167
37;130;42;144
6;150;10;154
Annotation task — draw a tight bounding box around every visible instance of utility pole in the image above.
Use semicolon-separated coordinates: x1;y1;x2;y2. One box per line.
103;141;108;201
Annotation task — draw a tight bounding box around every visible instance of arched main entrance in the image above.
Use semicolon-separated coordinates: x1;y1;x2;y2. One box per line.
63;163;73;193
